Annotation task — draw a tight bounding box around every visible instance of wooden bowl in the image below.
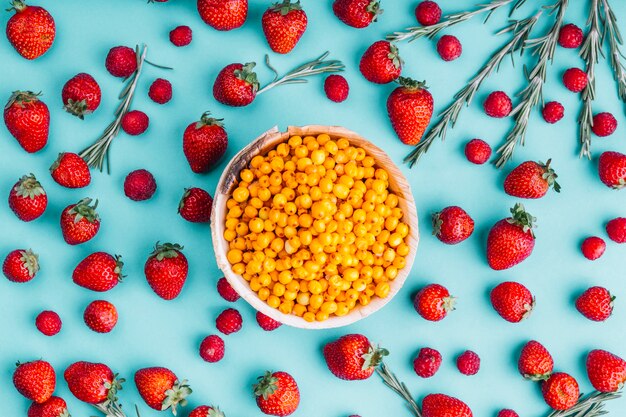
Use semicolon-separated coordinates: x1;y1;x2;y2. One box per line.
211;125;419;329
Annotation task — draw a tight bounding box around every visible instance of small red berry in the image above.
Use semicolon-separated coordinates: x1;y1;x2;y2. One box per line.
464;139;491;164
581;237;606;260
457;350;480;376
256;311;282;331
124;169;157;201
170;25;193;47
497;410;519;417
563;68;588;92
148;78;173;104
179;187;213;223
542;101;564;124
412;347;442;378
35;311;62;336
576;286;614;322
606;217;626;243
415;1;441;26
105;46;137;78
436;35;462;61
217;277;240;302
83;300;118;333
558;24;584;49
324;75;349;103
432;206;474;244
216;308;242;335
199;335;225;363
592;112;618;137
121;110;149;135
484;91;512;118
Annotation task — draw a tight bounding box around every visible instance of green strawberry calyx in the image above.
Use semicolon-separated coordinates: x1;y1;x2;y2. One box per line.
49;153;66;173
151;242;184;261
269;0;302;15
20;249;39;277
234;63;260;93
5;90;40;109
361;344;389;371
69;198;100;224
388;43;403;70
64;98;91;119
14;174;45;199
522;297;536;320
539;159;561;193
431;211;443;237
114;254;126;281
442;294;457;313
253;371;280;400
207;407;226;417
396;76;427;91
196;111;224;129
162;379;192;415
524;370;552;382
104;373;126;403
7;1;28;13
366;0;383;21
507;203;536;238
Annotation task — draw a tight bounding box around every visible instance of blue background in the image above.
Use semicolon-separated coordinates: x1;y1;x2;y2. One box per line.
1;0;626;416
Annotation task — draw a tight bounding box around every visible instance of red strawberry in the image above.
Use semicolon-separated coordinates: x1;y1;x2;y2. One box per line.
387;77;433;145
360;41;402;84
324;74;350;103
170;25;193;47
73;252;123;292
542;101;564;123
592;112;618;137
9;174;47;221
497;410;519;417
35;311;62;337
332;0;382;29
213;63;258;106
436;35;462;61
486;203;536;270
503;159;560;199
134;367;191;415
62;73;101;119
121;110;149;135
490;281;534;323
464;139;492;164
217;277;240;302
216;308;243;334
6;1;55;59
563;68;588;92
189;405;226;417
27;396;69;417
457;350;480;376
3;249;39;283
64;361;121;405
558;23;584;49
415;1;441;26
144;242;189;300
197;0;248;31
541;373;579;410
148;78;173;104
105;46;137;78
484;91;512;118
412;347;442;378
60;198;100;245
4;90;50;153
256;311;282;331
14;360;55;404
518;340;554;381
323;334;387;380
179;187;214;223
576;286;614;322
84;300;118;333
432;206;474;244
124;169;157;201
50;152;91;188
606;217;626;242
199;335;225;363
598;151;626;189
183;112;228;173
262;1;307;54
586;349;626;392
413;283;455;321
254;371;300;416
581;236;606;260
422;394;473;417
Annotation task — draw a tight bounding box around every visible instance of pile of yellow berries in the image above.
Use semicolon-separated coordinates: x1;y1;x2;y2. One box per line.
224;134;410;322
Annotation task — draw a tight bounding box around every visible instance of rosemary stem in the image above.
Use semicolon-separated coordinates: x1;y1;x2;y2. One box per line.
546;391;621;417
600;0;626;108
376;363;422;417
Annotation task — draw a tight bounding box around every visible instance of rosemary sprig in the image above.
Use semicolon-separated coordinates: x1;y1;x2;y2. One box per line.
600;0;626;107
546;391;621;417
494;0;568;168
257;51;344;95
578;0;604;160
376;363;421;417
404;11;542;168
79;44;148;173
387;0;527;43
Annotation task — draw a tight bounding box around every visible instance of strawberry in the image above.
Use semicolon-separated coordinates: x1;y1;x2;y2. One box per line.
170;26;192;47
4;90;50;153
387;77;433;145
60;198;100;245
518;340;554;381
9;174;47;221
121;110;149;135
413;283;455;321
105;46;137;78
504;159;560;199
84;300;118;333
199;335;225;363
217;277;240;302
35;311;62;337
422;394;473;417
62;73;101;119
413;347;442;378
216;308;243;334
586;349;626;392
13;360;55;403
134;367;191;415
581;236;606;260
64;361;122;405
27;396;69;417
256;311;282;331
3;249;39;283
490;281;534;323
486;203;536;270
189;405;226;417
332;0;382;29
360;41;402;84
73;252;123;292
197;0;248;31
262;1;307;54
457;350;480;376
323;334;387;380
183;112;228;173
541;372;579;410
144;242;189;300
432;206;474;244
324;74;350;102
6;0;55;60
148;78;173;104
213;63;259;106
576;286;614;322
497;410;519;417
598;151;626;188
50;152;91;188
179;187;214;222
124;169;157;201
254;371;300;416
